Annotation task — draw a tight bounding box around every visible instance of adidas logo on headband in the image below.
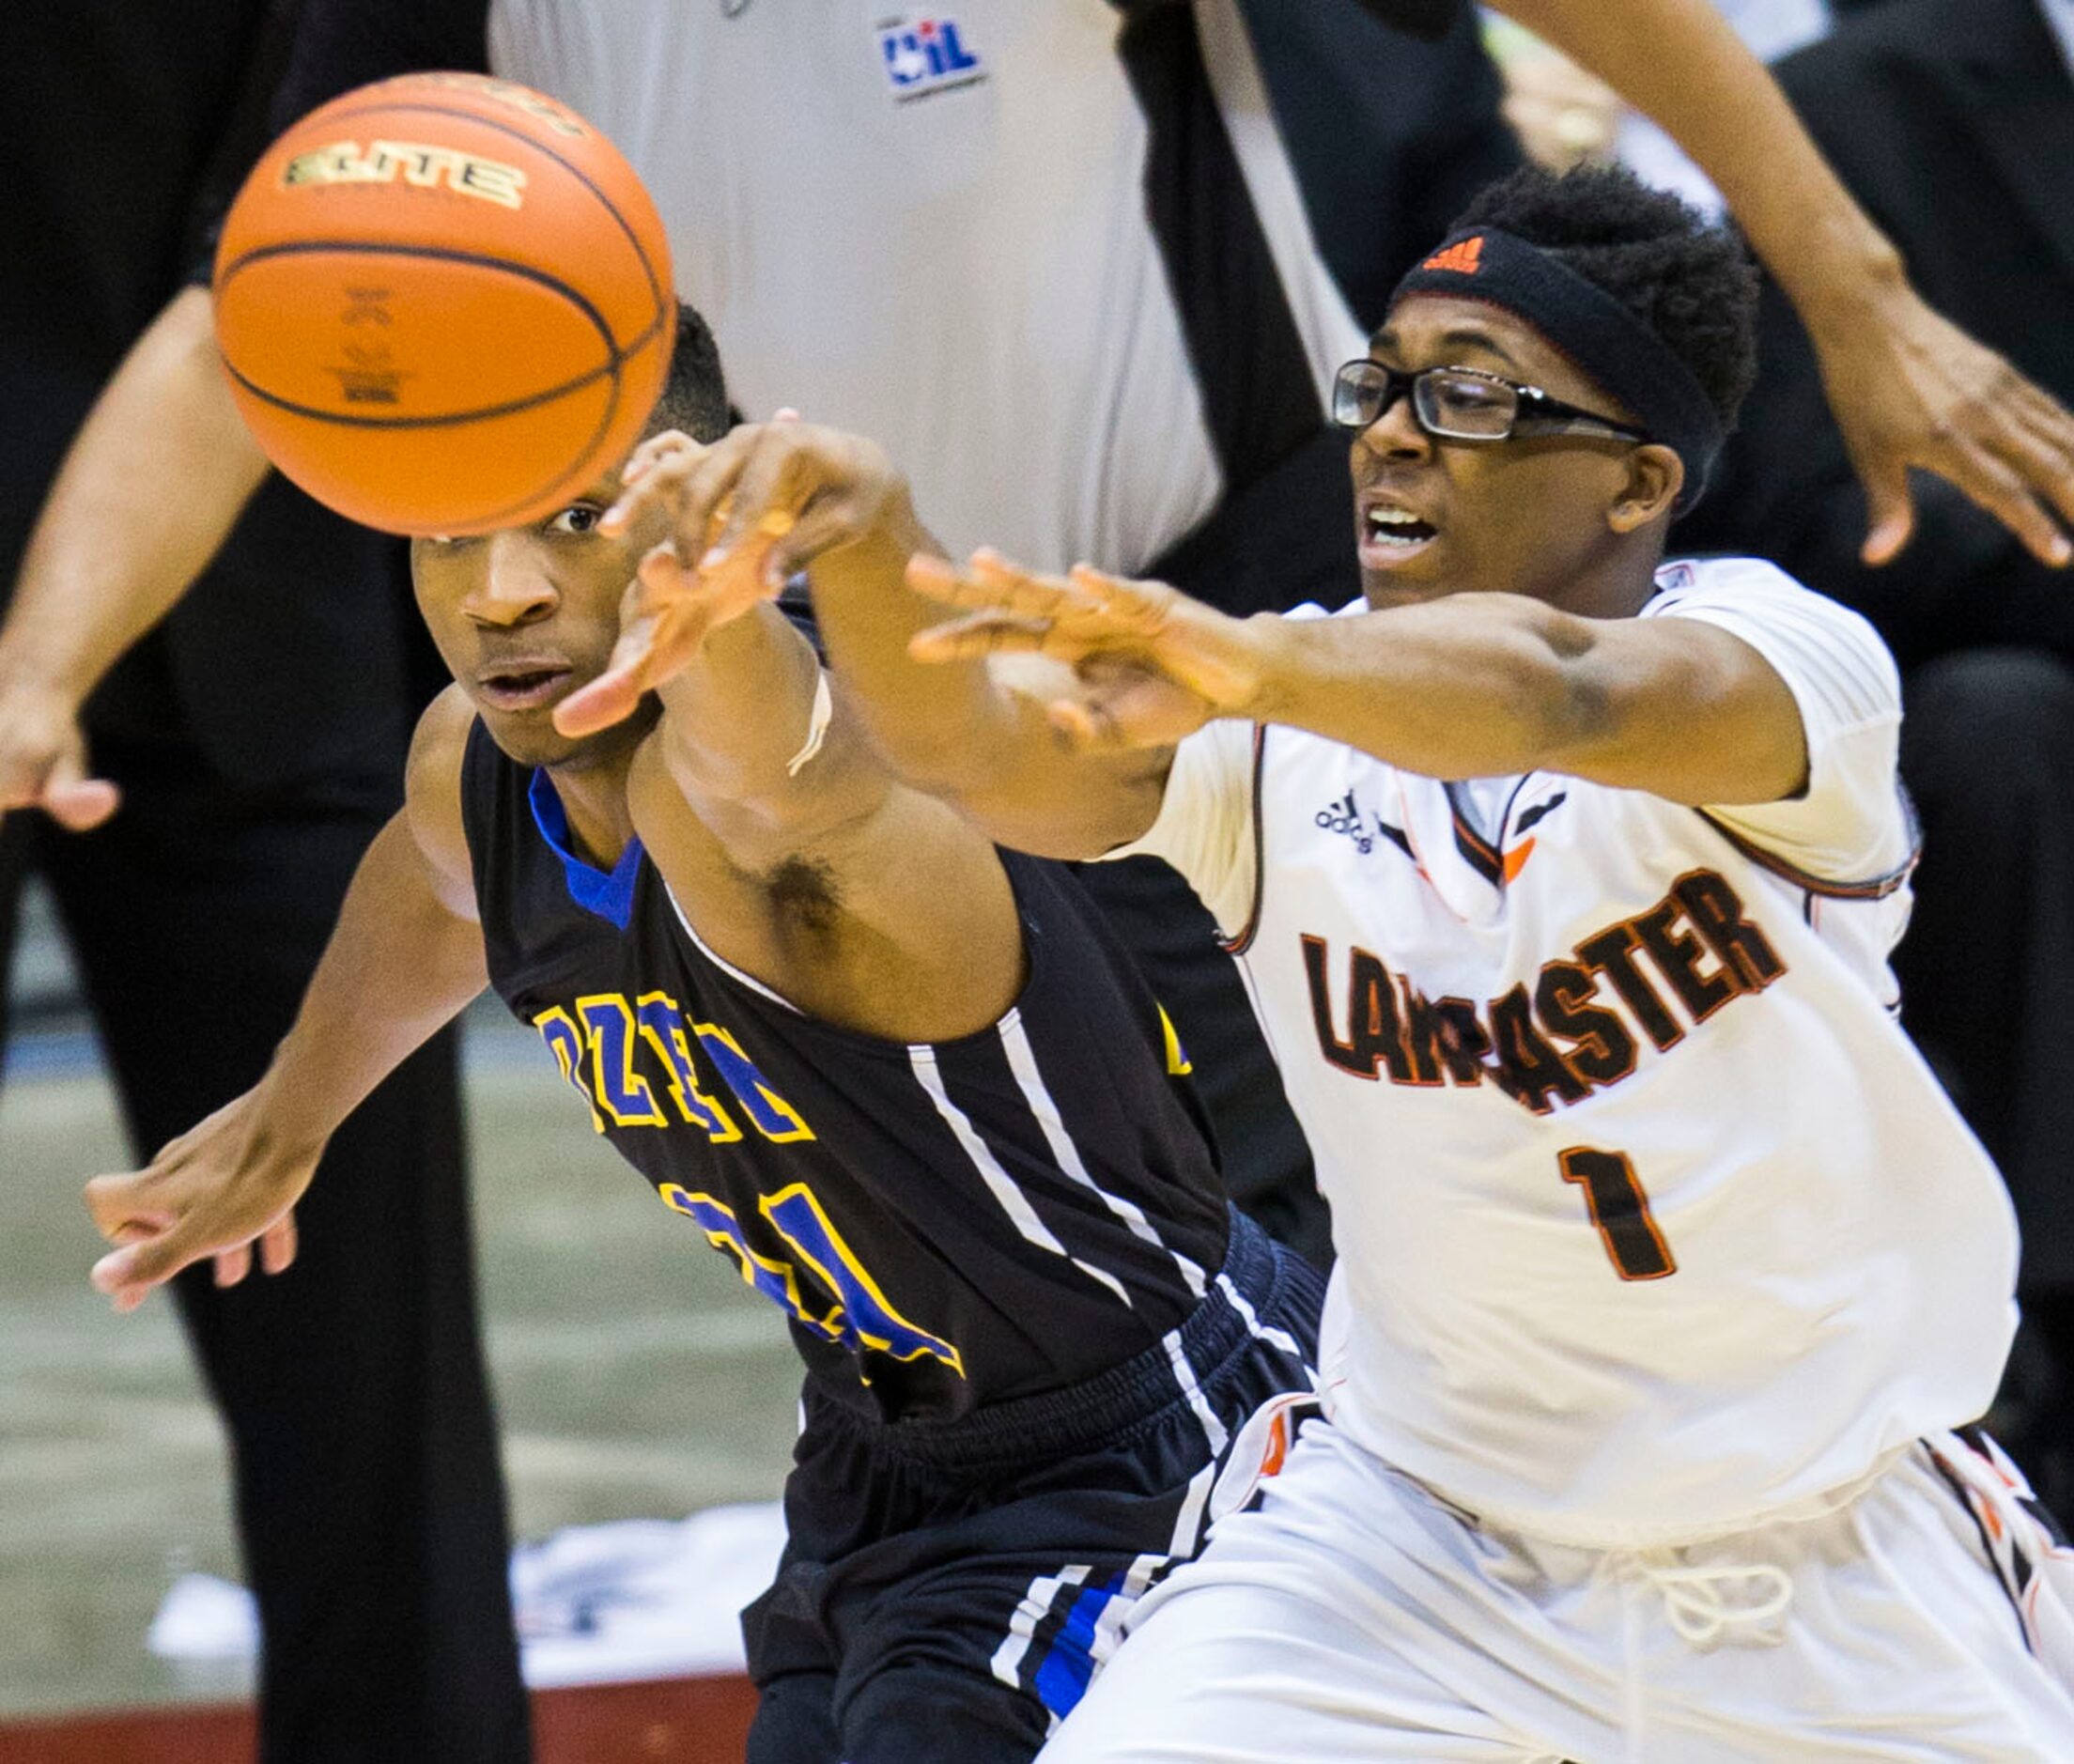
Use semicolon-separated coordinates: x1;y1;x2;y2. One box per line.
1420;235;1485;275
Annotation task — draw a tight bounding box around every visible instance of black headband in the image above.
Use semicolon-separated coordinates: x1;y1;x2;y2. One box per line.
1389;227;1726;509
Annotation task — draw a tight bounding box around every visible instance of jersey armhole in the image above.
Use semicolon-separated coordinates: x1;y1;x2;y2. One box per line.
1694;781;1922;901
1216;724;1269;956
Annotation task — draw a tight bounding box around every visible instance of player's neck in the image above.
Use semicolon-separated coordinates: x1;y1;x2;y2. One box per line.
544;759;638;869
1545;551;1664;621
1366;546;1664;621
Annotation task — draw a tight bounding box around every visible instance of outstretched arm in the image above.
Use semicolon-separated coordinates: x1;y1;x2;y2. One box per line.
0;286;270;831
85;687;488;1309
1488;0;2073;566
549;426;1029;1042
910;558;1807;809
559;422;1171;862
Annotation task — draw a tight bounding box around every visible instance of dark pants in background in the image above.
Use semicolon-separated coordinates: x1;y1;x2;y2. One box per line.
1898;649;2074;1517
0;730;530;1764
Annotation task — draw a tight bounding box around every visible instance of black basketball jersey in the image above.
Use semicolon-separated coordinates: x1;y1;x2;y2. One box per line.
459;722;1233;1422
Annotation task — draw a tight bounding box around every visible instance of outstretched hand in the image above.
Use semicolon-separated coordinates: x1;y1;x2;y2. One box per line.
0;681;120;832
84;1090;316;1313
1819;286;2074;567
553;415;909;738
905;550;1265;750
550;428;796;737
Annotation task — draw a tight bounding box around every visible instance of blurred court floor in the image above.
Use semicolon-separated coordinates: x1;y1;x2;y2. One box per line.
0;884;798;1720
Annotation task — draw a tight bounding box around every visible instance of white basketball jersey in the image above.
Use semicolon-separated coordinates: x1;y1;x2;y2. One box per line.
1124;558;2020;1548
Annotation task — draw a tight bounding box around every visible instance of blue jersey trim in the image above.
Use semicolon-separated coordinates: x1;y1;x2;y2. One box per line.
1031;1572;1125;1717
527;768;642;929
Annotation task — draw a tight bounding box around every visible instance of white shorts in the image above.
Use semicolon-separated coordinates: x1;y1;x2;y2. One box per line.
1042;1416;2074;1762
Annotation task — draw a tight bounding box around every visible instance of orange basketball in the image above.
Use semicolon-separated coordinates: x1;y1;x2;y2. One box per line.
213;72;674;537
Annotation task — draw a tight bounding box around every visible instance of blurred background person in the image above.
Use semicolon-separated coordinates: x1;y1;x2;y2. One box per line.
1;3;528;1757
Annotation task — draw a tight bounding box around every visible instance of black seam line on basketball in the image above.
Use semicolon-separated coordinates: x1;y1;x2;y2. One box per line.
459;358;625;532
296;99;667;317
216;243;637;428
266;358;624;534
217;237;671;388
219;354;622;431
219;237;615;355
217;290;664;439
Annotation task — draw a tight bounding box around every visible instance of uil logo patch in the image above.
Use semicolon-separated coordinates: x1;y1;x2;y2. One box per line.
877;15;987;102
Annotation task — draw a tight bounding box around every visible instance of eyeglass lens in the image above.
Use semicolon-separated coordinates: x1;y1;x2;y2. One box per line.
1333;363;1520;439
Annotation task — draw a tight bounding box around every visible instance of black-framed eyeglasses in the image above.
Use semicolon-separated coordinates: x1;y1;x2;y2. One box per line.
1331;360;1652;448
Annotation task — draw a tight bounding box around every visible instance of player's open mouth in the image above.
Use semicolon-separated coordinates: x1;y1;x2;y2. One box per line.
1359;501;1440;566
478;663;573;710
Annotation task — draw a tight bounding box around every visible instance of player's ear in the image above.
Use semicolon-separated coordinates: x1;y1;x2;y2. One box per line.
1607;444;1682;534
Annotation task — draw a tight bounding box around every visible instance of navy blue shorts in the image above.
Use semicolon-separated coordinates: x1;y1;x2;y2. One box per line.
741;1208;1324;1763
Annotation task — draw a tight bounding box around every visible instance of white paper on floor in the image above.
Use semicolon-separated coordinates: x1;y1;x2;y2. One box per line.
147;1501;787;1688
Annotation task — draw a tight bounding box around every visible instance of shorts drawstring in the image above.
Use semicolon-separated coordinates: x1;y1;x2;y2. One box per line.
1636;1555;1795;1646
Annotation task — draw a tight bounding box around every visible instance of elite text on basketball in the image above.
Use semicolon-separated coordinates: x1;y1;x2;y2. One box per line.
283;140;528;209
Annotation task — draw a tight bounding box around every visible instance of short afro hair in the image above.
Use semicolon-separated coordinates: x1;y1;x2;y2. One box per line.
648;304;731;446
1448;162;1759;431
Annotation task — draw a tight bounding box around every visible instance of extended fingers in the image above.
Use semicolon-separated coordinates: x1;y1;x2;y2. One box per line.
259;1214;299;1277
1996;405;2074;552
906;610;1058;663
703;428;811;566
601;428;742;552
1908;354;2074;567
1940;434;2071;568
759;500;879;588
970;549;1089;617
905;550;1083;618
88;1222;201;1311
1066;564;1179;632
1851;453;1916;569
619;427;701;487
552;655;647;738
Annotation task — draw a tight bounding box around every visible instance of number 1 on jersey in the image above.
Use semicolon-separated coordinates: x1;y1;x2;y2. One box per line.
1558;1147;1677;1280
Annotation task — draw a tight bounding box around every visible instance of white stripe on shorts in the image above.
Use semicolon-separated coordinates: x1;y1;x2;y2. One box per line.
1215;1269;1307;1363
1091;1551;1172;1671
1165;1330;1230;1457
990;1561;1092;1691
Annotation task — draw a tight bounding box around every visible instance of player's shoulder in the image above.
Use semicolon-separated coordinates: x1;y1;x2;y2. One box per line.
405;684;483;898
1644;555;1899;707
1646;552;1822;611
1641;552;1847;636
408;683;480;788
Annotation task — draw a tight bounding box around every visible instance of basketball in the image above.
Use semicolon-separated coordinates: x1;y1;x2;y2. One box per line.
212;72;674;537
